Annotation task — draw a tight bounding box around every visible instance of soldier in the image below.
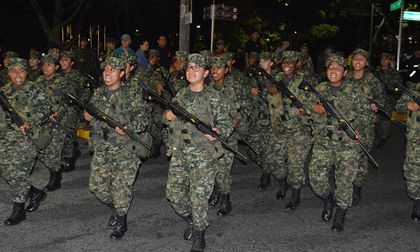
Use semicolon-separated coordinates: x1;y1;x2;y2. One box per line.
27;50;43;81
374;52;403;147
266;51;313;210
345;49;384;206
0;51;19;85
34;55;73;191
1;58;50;225
309;54;365;231
165;54;231;251
84;57;150;239
75;36;97;76
296;52;318;84
168;51;188;94
395;82;420;222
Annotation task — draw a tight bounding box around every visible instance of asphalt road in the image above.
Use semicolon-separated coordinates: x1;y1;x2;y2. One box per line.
1;124;419;252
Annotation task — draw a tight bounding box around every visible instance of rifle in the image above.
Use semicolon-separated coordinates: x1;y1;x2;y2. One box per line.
300;80;379;169
232;125;258;155
154;65;176;97
85;73;102;90
67;93;151;150
249;64;307;113
392;81;420;106
142;86;248;160
368;98;406;128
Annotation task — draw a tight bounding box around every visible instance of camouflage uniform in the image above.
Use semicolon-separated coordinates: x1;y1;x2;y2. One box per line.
89;58;151;216
0;51;19;86
169;51;188;94
0;59;50;204
166;54;232;231
28;50;43;81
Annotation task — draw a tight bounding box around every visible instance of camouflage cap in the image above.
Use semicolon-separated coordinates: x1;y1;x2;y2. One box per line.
29;50;41;60
119;54;137;65
5;51;19;59
199;50;212;61
187;53;208;69
60;50;75;61
7;57;28;70
352;48;369;60
325;54;347;68
224;51;236;60
249;51;260;60
259;51;274;61
281;51;299;61
149;49;160;57
209;55;228;68
298;52;309;61
174;51;188;61
104;56;126;70
380;52;394;60
42;54;59;65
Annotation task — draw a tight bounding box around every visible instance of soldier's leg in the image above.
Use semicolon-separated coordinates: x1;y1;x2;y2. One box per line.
40;129;66;191
214;151;235;216
89;146;113;205
308;143;334;198
403;135;420;221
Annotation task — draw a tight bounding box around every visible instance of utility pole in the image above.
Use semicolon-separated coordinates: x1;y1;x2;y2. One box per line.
179;0;191;52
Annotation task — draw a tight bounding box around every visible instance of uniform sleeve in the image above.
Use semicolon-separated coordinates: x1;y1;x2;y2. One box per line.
26;85;52;127
210;91;233;137
127;88;151;133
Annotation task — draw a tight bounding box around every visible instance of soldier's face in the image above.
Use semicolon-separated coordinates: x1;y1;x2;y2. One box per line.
29;57;40;68
59;57;74;72
352;55;368;71
380;57;391;68
42;63;59;78
103;65;124;89
282;58;297;77
8;65;28;86
326;62;346;85
174;60;186;71
210;66;228;82
186;63;208;84
148;55;159;66
259;59;273;72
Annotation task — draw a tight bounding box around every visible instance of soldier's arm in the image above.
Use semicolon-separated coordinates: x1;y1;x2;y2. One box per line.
210;92;233;137
27;84;52;127
127;89;152;133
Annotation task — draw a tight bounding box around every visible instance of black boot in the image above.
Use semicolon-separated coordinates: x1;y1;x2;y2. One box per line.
208;185;220;206
352;185;362;206
411;199;420;222
257;172;271;189
190;229;206;252
25;186;47;212
110;215;127;239
61;157;76;173
331;207;347;232
107;203;117;227
321;194;334;222
217;194;232;216
285;187;301;211
43;170;62;192
276;179;289;200
4;203;26;226
182;215;193;240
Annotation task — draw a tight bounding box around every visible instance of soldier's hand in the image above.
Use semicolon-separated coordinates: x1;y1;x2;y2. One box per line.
370;104;378;113
267;86;279;94
232;119;240;127
49;112;59;122
350;130;362;145
165;110;177;121
312;103;326;114
19;121;30;135
407;101;420;112
156;83;164;95
250;87;260;96
84;111;93;122
115;126;127;136
205;128;219;142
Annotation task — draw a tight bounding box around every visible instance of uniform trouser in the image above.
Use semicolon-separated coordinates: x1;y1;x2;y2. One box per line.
61;110;79;160
37;127;66;172
166;149;217;231
264;127;288;180
309;140;358;209
354;125;375;187
215;148;235;194
89;143;141;216
403;129;420;200
0;136;37;203
287;132;313;189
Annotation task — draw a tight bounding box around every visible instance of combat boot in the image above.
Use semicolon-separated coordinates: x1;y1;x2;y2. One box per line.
4;203;26;226
110;215;127;240
217;194;232;216
208;185;220;206
352;185;362;206
190;229;206;252
276;179;289;200
285;187;301;211
25;186;47;212
107;203;117;226
61;157;76;173
411;199;420;222
257;171;271;189
321;194;334;222
182;215;193;240
331;207;347;232
43;170;62;192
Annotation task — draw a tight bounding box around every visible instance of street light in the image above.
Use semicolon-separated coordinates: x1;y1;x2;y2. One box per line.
196;25;201;29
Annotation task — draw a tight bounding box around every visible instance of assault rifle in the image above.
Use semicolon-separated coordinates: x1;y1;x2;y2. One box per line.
368;98;406;128
154;65;176;97
85;74;102;91
392;81;419;106
233;125;258;155
142;85;248;160
300;80;379;169
67;93;151;150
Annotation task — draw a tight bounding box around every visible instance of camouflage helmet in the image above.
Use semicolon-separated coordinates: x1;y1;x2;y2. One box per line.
187;53;208;69
42;54;59;65
249;51;260;60
60;50;75;61
352;48;369;60
29;50;41;60
4;51;19;59
281;51;299;61
259;51;274;61
224;51;236;60
199;50;212;61
7;57;28;70
174;51;188;61
148;49;160;57
325;54;347;68
104;56;126;70
119;54;137;65
298;52;309;61
209;55;228;68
